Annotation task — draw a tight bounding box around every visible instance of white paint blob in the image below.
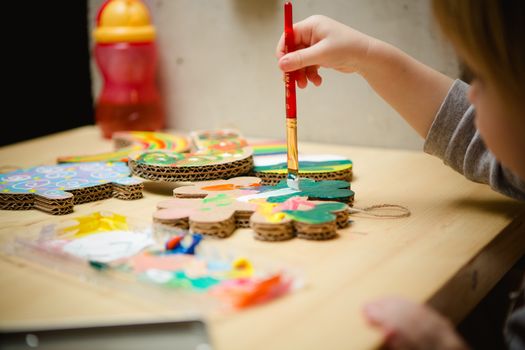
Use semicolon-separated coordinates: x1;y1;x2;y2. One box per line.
62;230;154;263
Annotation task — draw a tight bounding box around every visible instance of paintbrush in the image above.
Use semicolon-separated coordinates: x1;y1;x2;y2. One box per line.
284;1;299;190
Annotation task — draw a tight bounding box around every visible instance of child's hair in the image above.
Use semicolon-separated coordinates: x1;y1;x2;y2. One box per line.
432;0;525;105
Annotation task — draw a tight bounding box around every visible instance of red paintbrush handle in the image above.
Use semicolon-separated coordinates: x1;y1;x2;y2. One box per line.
284;2;296;119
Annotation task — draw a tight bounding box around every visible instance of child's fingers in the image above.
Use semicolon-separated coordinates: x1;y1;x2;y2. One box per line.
363;299;419;349
306;65;322;86
276;18;314;58
277;16;324;67
363;297;420;330
278;41;327;72
363;297;467;350
295;69;308;89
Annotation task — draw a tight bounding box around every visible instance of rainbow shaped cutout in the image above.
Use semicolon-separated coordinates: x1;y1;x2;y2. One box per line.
129;130;254;182
57;131;190;163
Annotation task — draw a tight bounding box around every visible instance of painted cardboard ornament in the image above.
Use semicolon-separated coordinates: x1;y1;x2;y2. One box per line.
129;130;253;182
0;162;143;215
250;141;353;185
57;131;190;163
153;177;351;241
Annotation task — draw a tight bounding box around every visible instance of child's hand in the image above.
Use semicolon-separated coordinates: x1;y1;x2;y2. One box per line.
363;297;469;350
275;15;372;88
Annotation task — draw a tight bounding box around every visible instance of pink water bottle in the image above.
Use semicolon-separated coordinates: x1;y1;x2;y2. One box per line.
93;0;165;139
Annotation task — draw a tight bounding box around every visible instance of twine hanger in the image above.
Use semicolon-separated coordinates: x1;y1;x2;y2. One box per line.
349;204;411;218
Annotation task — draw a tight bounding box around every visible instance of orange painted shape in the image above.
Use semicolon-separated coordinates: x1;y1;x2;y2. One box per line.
235;274;282;308
201;184;236;191
165;235;184;250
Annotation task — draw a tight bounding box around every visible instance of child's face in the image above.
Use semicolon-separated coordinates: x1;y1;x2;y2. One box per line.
467;71;525;181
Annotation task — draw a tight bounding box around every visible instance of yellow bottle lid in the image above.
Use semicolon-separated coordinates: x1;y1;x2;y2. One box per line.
94;0;156;43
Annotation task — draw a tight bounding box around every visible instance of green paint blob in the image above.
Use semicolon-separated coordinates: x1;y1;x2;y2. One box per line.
266;179;354;203
166;273;192;289
89;260;109;271
137;151;185;165
202;193;234;207
315;202;348;211
168;271;220;291
283;202;347;224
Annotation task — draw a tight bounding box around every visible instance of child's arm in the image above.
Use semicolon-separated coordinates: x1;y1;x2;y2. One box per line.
277;15;525;201
358;39;453;138
424;80;525;200
276;15;453;138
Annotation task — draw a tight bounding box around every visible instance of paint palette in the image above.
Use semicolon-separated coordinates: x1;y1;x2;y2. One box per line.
0;162;143;215
250;141;353;185
5;211;297;312
154;176;353;241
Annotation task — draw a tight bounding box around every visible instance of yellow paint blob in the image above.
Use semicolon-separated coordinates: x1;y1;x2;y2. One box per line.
58;211;129;238
229;257;254;279
251;199;286;223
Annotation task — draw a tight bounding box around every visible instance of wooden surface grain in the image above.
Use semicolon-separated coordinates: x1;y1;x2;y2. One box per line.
1;126;524;349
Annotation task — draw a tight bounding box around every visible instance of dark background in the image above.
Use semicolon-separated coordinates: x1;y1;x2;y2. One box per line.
3;0;94;147
4;0;470;148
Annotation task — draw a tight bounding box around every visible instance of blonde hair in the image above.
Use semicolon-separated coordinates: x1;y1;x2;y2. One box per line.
432;0;525;104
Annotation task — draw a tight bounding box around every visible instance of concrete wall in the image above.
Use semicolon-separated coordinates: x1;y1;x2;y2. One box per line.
89;0;459;150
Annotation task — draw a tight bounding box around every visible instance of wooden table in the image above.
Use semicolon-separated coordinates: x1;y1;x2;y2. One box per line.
1;126;524;349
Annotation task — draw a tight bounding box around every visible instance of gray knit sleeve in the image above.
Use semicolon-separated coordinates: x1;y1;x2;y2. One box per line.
506;306;525;350
423;79;525;201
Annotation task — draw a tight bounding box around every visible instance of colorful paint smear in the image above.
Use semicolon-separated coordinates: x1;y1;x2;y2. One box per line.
264;178;354;203
249;140;288;156
192;129;248;152
253;196;346;225
15;213;296;311
133;129;250;167
283;202;348;224
159;177;352;231
134;148;249;167
62;230;154;263
0;162;141;199
253;154;352;174
211;273;293;309
57;211;129;238
57;131;190;163
252;199;287;223
201;183;260;191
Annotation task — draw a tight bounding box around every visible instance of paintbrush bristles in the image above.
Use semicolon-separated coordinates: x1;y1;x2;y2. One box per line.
287;172;300;190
